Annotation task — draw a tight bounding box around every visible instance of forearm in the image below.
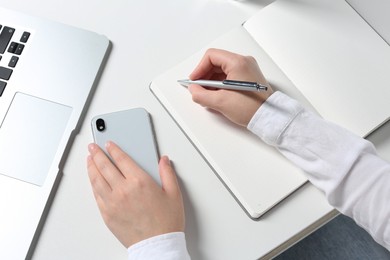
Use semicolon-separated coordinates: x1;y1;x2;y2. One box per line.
248;91;390;250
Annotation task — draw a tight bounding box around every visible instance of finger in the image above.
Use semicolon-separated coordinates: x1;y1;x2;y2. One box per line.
88;143;125;188
159;156;182;197
189;48;236;80
201;70;227;82
87;155;111;197
105;141;146;179
188;84;225;111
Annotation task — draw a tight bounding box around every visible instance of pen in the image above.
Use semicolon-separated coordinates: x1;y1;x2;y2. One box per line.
178;79;268;92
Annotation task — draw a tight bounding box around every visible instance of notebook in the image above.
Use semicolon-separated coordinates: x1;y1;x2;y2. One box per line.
0;7;109;259
150;0;390;219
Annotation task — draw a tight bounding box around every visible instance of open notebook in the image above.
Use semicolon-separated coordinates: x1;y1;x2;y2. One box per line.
150;0;390;219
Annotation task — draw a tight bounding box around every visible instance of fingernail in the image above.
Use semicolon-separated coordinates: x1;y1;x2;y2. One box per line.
88;143;97;154
105;141;113;149
162;155;171;166
86;155;93;164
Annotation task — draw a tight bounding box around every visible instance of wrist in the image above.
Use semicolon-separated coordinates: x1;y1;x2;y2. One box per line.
247;91;303;145
127;232;189;259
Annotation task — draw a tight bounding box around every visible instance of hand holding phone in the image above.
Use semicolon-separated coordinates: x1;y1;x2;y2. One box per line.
91;108;160;184
87;108;185;248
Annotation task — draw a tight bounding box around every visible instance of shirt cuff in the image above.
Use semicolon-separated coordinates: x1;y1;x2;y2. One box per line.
247;91;304;145
127;232;190;260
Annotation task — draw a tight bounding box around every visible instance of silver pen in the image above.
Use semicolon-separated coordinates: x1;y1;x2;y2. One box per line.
177;79;268;92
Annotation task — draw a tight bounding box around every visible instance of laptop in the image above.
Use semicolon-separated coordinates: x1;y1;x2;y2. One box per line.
0;7;109;259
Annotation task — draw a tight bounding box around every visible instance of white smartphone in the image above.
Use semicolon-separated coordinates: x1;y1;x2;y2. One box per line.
91;108;160;185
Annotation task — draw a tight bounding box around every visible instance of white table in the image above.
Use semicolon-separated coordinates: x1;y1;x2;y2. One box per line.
1;0;389;259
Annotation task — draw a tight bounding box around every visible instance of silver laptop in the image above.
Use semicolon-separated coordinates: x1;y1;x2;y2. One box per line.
0;7;109;259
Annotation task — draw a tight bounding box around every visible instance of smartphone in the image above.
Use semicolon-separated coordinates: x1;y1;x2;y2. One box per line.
91;108;160;185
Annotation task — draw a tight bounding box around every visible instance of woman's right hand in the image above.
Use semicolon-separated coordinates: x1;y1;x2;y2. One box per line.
188;48;274;127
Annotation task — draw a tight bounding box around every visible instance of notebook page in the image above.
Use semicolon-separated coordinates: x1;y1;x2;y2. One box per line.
151;26;309;218
244;0;390;137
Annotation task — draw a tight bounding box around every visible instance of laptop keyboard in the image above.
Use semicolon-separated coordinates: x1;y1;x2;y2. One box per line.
0;25;30;96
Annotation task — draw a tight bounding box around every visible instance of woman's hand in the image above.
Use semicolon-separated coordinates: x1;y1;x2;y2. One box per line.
188;48;274;126
87;141;185;248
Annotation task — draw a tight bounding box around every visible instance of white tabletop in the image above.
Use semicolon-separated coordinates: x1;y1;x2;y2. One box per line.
1;0;389;259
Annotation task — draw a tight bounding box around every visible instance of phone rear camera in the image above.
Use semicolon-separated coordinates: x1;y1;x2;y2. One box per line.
96;118;105;132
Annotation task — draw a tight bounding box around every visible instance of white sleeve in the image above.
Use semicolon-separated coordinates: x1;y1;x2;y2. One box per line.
127;232;190;260
248;91;390;251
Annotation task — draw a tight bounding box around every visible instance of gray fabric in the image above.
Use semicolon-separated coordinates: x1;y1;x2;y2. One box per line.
275;214;390;260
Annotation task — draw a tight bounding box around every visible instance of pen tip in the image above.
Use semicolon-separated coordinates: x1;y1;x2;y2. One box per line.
177;79;190;88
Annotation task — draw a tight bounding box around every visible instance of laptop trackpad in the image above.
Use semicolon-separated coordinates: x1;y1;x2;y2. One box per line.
0;93;72;186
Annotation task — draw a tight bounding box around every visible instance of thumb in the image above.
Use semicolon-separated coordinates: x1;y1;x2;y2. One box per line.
159;156;182;197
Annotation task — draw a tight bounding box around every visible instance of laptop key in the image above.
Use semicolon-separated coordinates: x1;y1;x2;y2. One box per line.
8;42;17;53
0;81;6;96
0;66;12;80
15;43;24;55
8;56;19;68
0;26;15;54
20;32;31;43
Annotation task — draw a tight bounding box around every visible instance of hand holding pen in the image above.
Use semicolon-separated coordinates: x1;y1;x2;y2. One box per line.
182;48;274;127
178;79;268;92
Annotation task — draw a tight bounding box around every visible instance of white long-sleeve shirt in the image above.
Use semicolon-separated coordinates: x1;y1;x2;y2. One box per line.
127;91;390;259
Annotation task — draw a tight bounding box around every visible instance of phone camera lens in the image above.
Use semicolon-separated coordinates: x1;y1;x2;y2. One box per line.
96;118;105;132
